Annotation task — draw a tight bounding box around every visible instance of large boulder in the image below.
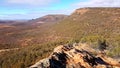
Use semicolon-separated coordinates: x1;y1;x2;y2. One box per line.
30;43;120;68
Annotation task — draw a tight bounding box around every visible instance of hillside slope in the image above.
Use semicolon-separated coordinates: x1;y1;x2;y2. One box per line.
51;8;120;57
52;7;120;46
0;15;67;49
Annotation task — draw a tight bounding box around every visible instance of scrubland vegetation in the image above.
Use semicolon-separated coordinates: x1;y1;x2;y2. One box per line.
0;42;63;68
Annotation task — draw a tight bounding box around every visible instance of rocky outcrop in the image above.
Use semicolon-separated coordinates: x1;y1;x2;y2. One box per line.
73;8;89;15
30;43;120;68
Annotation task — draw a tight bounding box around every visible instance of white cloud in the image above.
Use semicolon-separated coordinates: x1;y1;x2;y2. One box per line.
6;0;58;6
75;0;120;8
0;9;72;20
1;0;120;20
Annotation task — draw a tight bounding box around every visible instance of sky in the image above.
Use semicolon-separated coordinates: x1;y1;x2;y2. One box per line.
0;0;120;20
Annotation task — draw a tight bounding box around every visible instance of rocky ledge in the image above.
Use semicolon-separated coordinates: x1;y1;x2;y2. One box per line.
30;43;120;68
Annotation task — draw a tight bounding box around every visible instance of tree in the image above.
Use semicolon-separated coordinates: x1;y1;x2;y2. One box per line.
98;40;108;51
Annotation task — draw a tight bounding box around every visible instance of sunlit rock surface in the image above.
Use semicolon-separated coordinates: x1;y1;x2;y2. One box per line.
30;43;120;68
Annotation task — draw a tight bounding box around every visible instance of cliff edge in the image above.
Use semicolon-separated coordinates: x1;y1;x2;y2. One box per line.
30;43;120;68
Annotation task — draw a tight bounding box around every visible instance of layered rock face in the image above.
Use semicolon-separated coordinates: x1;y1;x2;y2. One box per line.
30;43;120;68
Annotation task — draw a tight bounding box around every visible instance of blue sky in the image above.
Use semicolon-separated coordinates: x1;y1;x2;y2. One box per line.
0;0;120;20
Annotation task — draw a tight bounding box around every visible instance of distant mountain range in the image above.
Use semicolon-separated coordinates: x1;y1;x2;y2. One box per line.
0;14;67;26
0;14;68;49
29;14;68;24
